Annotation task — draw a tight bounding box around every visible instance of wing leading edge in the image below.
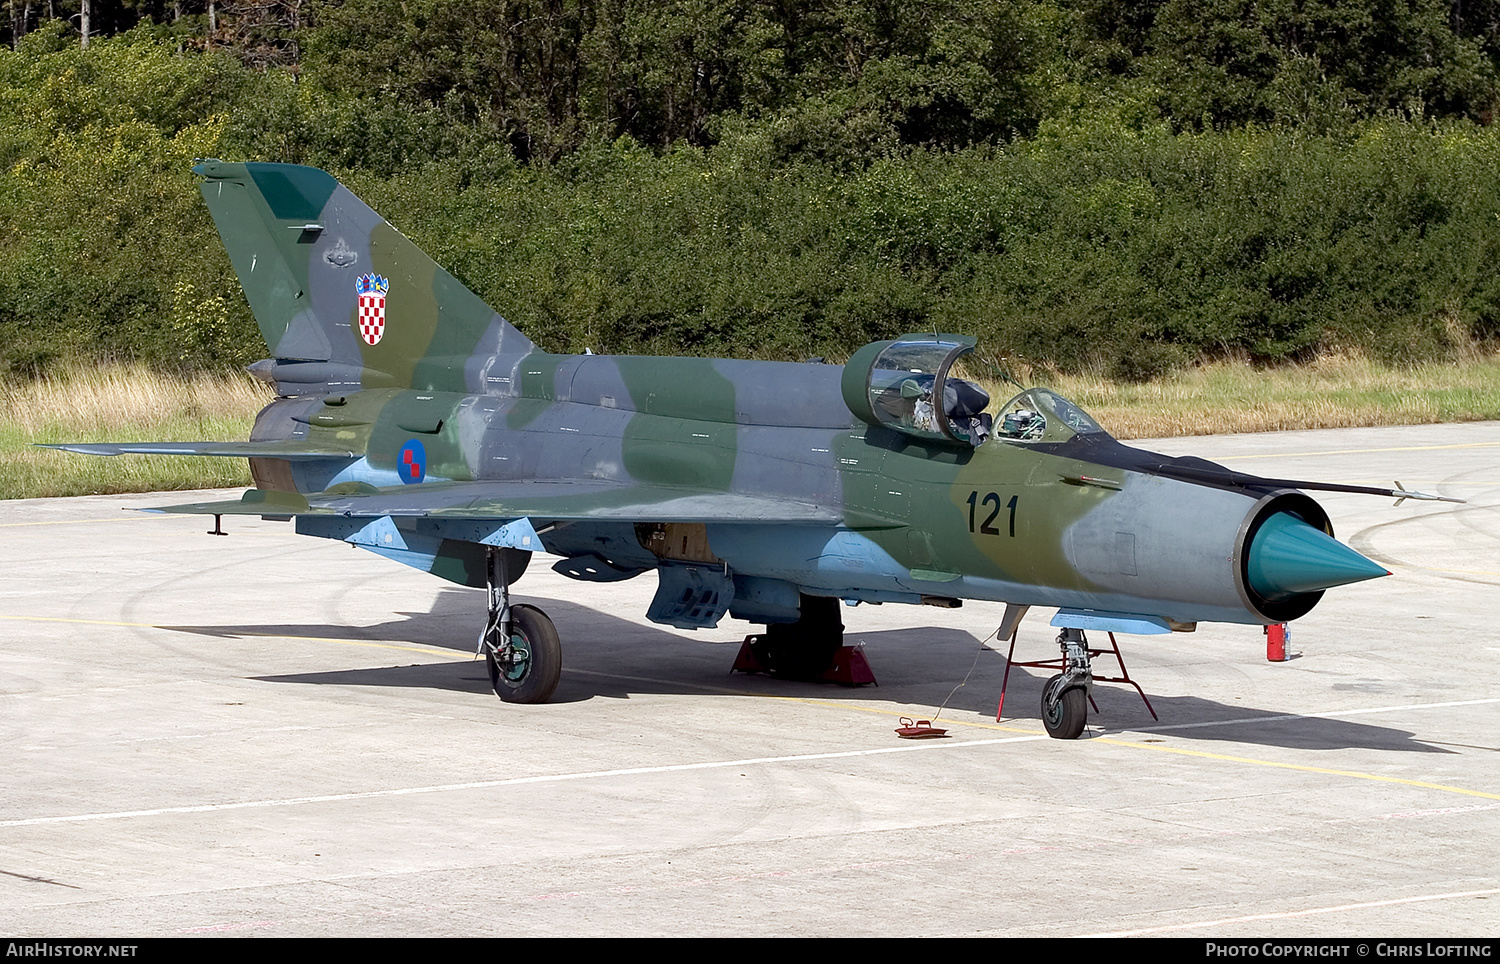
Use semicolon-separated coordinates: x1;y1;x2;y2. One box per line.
39;440;358;460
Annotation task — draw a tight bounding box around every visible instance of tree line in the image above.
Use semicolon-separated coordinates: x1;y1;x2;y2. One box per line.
2;1;1499;378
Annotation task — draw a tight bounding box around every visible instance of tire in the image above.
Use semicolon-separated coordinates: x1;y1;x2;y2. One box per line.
486;604;562;704
761;623;841;679
758;596;843;680
1041;674;1087;740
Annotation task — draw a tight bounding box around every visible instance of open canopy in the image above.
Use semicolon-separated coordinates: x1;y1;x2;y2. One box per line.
841;334;993;446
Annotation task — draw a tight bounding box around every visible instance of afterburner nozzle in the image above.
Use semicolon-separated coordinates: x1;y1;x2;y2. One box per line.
1247;512;1390;600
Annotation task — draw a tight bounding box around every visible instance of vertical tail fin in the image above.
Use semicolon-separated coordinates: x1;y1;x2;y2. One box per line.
195;160;533;395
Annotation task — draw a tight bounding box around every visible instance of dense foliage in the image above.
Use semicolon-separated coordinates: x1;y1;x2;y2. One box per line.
2;1;1499;378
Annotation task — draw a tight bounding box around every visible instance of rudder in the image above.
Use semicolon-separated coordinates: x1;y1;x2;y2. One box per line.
195;160;534;395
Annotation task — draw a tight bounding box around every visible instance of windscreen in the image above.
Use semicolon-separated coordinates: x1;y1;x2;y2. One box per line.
995;388;1105;444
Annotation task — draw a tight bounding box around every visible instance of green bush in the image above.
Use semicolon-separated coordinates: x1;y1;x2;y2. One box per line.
3;23;1499;379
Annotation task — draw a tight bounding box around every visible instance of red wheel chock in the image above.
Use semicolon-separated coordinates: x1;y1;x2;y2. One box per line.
822;645;877;685
731;639;878;686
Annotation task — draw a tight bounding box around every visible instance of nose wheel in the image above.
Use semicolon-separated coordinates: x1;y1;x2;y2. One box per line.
1041;673;1089;739
1039;628;1093;739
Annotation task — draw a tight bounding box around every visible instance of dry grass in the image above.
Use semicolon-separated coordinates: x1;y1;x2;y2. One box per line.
986;351;1500;440
1;364;270;499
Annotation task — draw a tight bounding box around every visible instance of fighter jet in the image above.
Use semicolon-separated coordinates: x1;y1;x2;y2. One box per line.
48;162;1456;738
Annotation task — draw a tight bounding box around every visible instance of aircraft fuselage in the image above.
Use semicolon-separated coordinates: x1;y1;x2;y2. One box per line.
246;351;1343;633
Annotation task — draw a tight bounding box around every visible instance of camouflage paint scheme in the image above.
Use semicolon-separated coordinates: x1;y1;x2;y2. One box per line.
54;162;1414;707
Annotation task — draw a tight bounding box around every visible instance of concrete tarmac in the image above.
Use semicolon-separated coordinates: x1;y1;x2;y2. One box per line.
1;421;1497;937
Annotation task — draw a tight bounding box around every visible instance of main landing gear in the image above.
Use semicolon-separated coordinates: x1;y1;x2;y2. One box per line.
478;547;560;704
746;595;845;680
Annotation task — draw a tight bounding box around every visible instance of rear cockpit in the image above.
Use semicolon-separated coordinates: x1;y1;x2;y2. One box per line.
841;335;993;446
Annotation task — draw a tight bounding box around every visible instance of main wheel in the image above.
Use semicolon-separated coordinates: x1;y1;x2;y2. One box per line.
1041;675;1087;740
486;604;562;704
753;596;843;680
756;623;841;679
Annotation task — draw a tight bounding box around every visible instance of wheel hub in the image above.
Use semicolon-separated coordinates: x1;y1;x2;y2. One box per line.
493;634;531;681
1043;684;1066;723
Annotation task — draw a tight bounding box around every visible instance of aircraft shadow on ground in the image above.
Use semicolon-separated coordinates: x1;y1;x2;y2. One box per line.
162;587;1448;755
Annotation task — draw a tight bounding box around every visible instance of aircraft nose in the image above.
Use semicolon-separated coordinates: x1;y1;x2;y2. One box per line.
1246;512;1391;599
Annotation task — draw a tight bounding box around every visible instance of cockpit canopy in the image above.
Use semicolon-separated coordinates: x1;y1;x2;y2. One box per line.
993;388;1106;444
841;335;993;446
843;334;1110;448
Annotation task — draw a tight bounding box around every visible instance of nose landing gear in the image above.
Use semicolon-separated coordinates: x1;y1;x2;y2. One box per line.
999;626;1158;739
1040;628;1092;739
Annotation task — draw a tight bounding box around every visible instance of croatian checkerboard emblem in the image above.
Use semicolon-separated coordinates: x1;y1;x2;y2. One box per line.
355;273;390;346
398;438;426;484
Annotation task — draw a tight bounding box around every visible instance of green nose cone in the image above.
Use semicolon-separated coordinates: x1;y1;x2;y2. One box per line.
1247;512;1390;600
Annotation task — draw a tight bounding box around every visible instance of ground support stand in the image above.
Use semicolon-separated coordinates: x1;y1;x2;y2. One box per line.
995;630;1157;723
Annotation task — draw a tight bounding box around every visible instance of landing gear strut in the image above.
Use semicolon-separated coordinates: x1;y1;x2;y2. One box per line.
747;595;844;680
1040;628;1092;740
478;547;560;704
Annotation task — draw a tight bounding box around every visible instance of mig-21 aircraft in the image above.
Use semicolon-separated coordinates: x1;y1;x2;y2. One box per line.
49;162;1457;738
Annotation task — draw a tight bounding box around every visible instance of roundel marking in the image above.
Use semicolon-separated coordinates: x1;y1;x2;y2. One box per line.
398;439;426;484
